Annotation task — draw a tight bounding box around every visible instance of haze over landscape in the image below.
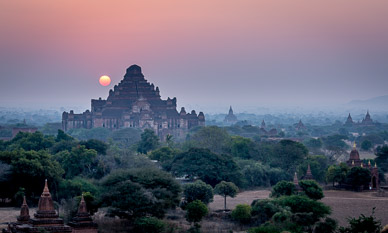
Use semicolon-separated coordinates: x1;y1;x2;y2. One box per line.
1;0;388;113
3;2;388;233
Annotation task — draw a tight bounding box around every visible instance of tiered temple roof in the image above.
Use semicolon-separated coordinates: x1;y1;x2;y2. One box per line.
62;65;205;140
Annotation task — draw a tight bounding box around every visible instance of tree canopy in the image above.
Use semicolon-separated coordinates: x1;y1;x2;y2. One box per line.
170;148;242;186
101;168;181;219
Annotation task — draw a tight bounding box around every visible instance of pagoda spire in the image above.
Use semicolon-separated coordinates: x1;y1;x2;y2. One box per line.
78;194;88;215
35;179;56;218
303;164;314;180
17;196;30;223
293;172;299;185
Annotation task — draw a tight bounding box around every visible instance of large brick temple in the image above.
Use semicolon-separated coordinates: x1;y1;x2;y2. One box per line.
62;65;205;140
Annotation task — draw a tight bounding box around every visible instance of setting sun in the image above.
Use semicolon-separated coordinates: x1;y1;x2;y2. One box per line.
99;75;111;86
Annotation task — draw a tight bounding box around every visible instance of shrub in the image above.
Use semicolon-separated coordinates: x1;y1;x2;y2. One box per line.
231;204;252;224
339;208;381;233
183;180;214;205
185;200;208;224
133;217;166;233
298;180;324;200
314;217;338;233
270;181;296;198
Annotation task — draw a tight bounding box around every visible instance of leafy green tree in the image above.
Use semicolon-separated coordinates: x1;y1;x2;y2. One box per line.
8;131;55;151
137;129;160;154
0;150;64;202
133;217;166;233
231;204;251;224
298;180;324;200
57;177;99;200
314;217;338;233
185;200;208;224
56;129;74;142
274;195;331;222
304;138;323;152
270;181;296;198
170;148;242;186
80;139;108;155
251;199;283;224
214;181;239;210
339;208;381;233
230;136;258;159
241;162;269;188
148;146;179;163
361;140;373;151
189;126;231;154
322;134;348;149
54;145;98;179
183;180;214;205
326;163;349;187
271;140;308;174
346;167;371;190
375;145;388;172
101;168;181;219
50;140;78;154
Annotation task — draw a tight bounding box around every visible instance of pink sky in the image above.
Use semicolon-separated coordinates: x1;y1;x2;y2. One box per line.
1;0;388;111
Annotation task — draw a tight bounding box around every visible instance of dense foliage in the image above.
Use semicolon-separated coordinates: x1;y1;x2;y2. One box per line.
183;180;214;205
100;168;181;219
170;148;242;186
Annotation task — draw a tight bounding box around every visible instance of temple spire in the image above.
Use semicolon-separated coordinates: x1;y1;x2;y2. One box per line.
78;194;88;214
303;163;314;180
293;172;299;185
17;196;30;223
43;179;50;194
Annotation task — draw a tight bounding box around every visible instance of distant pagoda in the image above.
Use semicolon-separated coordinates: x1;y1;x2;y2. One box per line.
224;106;238;124
261;120;266;129
344;111;375;126
345;113;354;126
295;119;306;130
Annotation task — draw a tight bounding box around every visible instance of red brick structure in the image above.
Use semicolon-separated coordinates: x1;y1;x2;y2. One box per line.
4;180;72;233
302;164;314;180
68;195;98;233
346;144;379;189
62;65;205;140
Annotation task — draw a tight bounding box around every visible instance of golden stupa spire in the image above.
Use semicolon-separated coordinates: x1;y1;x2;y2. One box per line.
368;160;371;166
353;142;356;149
352;160;355;165
361;163;363;167
375;162;377;168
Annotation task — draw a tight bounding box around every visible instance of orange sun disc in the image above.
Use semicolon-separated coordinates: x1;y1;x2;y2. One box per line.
99;75;111;86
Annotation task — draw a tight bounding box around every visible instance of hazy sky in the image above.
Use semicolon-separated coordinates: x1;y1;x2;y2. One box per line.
1;0;388;112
